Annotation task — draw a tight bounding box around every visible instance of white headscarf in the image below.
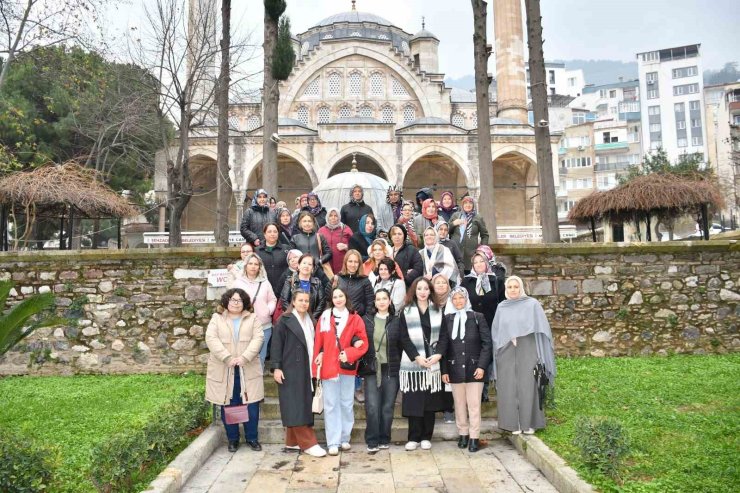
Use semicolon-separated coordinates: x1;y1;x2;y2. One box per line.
504;275;528;299
448;286;472;340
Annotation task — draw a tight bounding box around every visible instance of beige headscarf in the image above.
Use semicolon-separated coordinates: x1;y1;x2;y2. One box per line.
504;275;528;299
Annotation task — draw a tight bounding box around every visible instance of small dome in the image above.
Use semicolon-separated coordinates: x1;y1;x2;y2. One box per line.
410;28;438;42
314;11;394;28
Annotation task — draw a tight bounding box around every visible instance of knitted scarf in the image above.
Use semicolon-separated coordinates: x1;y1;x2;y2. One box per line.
399;304;443;393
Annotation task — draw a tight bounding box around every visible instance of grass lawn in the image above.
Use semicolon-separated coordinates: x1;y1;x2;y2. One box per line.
538;354;739;492
0;373;206;493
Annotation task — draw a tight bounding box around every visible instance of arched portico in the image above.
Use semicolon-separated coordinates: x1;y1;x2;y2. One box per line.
402;148;471;199
492;151;539;227
182;153;239;231
246;154;314;205
324;147;391;181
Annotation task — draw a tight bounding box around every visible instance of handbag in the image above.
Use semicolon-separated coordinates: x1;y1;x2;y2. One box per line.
335;327;358;371
272;301;284;325
317;234;334;279
223;367;249;424
312;361;324;414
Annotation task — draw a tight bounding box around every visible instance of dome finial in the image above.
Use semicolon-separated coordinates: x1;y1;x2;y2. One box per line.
351;153;358;172
351;0;356;11
422;16;425;30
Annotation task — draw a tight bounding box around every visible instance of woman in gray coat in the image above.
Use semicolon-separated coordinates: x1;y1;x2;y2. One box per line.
450;197;489;273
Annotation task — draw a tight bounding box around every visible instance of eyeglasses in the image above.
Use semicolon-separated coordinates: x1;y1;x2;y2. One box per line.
229;298;243;304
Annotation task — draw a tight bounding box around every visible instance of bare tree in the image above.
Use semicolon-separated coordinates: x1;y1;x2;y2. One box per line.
261;1;284;197
0;0;113;91
471;0;497;240
524;0;559;243
214;0;232;246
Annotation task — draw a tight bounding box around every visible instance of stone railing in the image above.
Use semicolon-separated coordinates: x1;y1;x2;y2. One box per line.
0;242;737;375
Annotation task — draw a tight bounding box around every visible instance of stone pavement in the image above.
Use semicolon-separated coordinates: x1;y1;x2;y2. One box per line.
181;439;558;493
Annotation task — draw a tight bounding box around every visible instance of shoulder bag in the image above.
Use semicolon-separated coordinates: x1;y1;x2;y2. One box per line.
223;367;250;424
312;361;324;414
317;234;334;279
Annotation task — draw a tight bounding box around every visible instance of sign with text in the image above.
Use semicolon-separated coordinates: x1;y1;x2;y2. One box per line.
207;269;230;287
143;231;244;246
497;226;577;241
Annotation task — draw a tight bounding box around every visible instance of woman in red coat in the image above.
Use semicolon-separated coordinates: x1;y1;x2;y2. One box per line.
318;207;353;275
313;287;368;456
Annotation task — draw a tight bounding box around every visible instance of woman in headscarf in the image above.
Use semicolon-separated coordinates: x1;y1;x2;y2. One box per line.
430;272;455;424
301;192;327;229
348;214;377;261
437;287;492;452
293;193;309;219
276;207;295;247
419;226;460;286
412;199;443;247
341;184;374;234
435;222;466;276
450;197;490;273
389;224;423;288
398;277;445;451
491;276;556;435
386;185;404;223
372;257;406;313
233;253;277;368
462;250;506;328
271;290;327;457
318;207;353;275
240;188;276;246
438;191;459;223
291;211;332;277
397;201;418;246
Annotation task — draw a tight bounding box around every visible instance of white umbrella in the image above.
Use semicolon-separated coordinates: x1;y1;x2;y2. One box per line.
313;167;394;232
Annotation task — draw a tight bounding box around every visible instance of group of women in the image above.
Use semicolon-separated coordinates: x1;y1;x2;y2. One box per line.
205;185;556;457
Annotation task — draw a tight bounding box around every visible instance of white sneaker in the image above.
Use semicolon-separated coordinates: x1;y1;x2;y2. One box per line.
328;446;339;456
378;443;390;449
284;445;300;451
511;430;522;435
420;440;432;450
341;442;351;451
405;441;419;451
367;445;380;453
523;428;535;435
304;445;327;457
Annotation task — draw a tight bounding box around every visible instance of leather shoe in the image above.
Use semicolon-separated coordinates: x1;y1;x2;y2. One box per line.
468;438;480;453
228;440;239;452
457;435;469;448
246;440;262;451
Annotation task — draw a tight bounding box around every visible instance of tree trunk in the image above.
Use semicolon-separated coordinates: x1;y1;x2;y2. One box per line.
471;0;497;241
168;105;193;247
524;0;559;243
215;0;232;246
0;0;34;92
262;9;279;197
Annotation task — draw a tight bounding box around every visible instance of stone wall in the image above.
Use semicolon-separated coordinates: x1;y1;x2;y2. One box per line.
0;242;737;375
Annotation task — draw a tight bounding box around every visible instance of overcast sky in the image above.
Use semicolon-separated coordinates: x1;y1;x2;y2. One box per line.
110;0;739;79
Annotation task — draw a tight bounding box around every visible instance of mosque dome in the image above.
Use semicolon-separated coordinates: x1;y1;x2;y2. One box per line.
410;28;438;42
314;11;394;28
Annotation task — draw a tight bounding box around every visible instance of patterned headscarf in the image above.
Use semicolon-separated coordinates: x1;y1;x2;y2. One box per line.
465;251;493;294
439;191;457;215
276;207;294;236
421;198;438;221
349;185;365;205
460;196;477;242
386;185;404;222
306;192;323;215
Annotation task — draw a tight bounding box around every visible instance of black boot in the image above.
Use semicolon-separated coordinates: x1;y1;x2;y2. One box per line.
228;440;239;452
457;435;469;449
468;438;480;453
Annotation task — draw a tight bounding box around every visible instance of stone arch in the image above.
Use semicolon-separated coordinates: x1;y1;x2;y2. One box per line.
491;150;539;227
245;153;315;204
323;146;393;182
244;148;317;191
402;147;472;199
280;46;436;117
401;146;472;189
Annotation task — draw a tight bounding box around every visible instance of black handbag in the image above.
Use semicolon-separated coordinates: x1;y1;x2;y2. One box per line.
335;330;359;371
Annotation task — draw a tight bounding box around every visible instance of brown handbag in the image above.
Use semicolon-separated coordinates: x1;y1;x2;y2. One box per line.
223;367;249;424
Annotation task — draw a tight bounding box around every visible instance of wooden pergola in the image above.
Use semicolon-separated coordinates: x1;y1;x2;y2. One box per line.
568;173;724;242
0;162;139;250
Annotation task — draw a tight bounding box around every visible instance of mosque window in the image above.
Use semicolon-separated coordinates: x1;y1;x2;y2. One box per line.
317;106;330;124
350;31;362;37
403;105;416;124
381;105;395;123
304;77;320;97
296;106;309;126
348;71;362;96
471;112;478;128
228;116;239;130
392;77;408;96
246;114;261;131
328;72;341;96
378;34;389;40
451;113;465;128
370;72;384;96
301;42;309;56
323;34;334;40
339;105;353;119
359;105;373;118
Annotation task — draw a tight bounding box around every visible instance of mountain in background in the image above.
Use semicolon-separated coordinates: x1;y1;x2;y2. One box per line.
444;74;476;91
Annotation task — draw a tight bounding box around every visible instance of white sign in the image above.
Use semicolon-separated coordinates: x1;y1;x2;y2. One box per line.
497;226;577;241
207;269;230;287
143;231;244;246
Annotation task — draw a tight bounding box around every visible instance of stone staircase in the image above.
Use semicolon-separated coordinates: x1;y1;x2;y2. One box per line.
220;375;499;444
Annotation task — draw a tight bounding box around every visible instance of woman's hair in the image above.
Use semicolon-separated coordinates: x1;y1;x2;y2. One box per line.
263;222;279;234
388;224;408;245
376;257;399;281
297;253;315;269
374;288;395;317
339;249;364;276
296;211;316;230
284;289;312;318
326;286;355;313
218;288;253;313
242;253;265;276
404;277;436;309
431;273;450;307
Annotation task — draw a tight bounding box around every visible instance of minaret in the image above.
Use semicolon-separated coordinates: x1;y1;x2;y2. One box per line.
493;0;528;123
187;0;219;108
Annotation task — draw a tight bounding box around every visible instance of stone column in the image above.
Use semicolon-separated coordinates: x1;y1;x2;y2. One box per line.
493;0;528;123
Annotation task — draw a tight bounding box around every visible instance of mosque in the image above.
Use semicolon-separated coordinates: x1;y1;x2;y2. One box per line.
160;0;560;240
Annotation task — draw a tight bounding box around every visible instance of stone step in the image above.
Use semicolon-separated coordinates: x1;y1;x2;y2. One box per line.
258;396;497;420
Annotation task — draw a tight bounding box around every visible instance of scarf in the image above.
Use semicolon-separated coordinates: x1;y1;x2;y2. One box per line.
296;312;315;378
359;214;376;244
422;227;443;278
277;207;294;236
399;304;443;393
439;191;457;215
251;189;270;213
421;198;438;221
318;307;349;334
460;197;477;242
386;187;404;222
448;286;471;340
306;192;323;215
324;207;344;231
349;185;365;206
465;253;493;294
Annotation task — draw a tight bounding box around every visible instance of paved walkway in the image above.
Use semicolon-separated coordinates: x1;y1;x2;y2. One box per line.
181;440;558;493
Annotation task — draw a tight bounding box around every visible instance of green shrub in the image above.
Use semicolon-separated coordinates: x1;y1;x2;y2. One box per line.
89;389;210;493
573;416;630;479
0;428;59;492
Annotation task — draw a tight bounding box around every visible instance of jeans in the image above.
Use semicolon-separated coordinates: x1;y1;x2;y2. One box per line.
259;326;272;369
322;374;356;448
364;365;400;447
221;369;260;442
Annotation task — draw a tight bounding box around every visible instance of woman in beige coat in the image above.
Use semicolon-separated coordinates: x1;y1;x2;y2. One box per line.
206;288;265;453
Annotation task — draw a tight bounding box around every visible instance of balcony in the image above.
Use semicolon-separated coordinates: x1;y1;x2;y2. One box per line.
729;101;740;113
595;162;631;172
595;141;630;152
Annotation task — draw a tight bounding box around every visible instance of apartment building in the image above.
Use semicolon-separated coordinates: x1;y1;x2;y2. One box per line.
557;122;595;221
705;82;740;216
526;62;585;99
574;79;641;121
637;44;707;163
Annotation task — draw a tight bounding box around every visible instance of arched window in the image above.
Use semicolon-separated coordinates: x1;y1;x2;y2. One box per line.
359;105;373;118
403;105;416;124
317;106;330;124
451;113;465;128
381;105;395;123
392;77;408;96
303;77;320;97
339;105;353;119
246;114;261;131
348;71;362;96
370;72;384;96
296;106;309;126
328;72;341;96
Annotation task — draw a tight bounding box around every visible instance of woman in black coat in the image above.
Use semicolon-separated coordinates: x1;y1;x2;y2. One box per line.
330;249;375;317
461;251;506;327
240;189;276;246
388;224;423;288
436;287;492;453
280;254;326;320
348;214;377;261
341;185;375;234
291;211;332;273
271;291;327;457
256;224;289;298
